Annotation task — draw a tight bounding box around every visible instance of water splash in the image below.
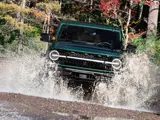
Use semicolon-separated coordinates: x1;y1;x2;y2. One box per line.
0;53;160;112
0;54;83;101
92;53;160;110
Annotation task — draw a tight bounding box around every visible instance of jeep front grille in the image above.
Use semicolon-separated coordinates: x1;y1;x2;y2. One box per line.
57;50;113;71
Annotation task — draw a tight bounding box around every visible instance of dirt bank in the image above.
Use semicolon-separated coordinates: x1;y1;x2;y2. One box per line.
0;92;159;120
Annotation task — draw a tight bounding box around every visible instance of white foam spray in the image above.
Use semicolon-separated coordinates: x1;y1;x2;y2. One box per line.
92;53;160;111
0;53;160;112
0;54;83;101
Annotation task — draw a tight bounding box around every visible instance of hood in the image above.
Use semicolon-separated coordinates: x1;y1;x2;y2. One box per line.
51;41;120;57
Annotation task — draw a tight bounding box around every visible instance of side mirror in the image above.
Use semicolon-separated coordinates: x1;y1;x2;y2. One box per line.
40;26;56;42
40;33;56;43
40;33;51;42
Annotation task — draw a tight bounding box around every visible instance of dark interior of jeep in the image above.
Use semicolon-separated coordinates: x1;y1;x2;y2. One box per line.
58;25;122;50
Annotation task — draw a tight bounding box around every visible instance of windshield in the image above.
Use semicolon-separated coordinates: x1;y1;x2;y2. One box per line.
58;24;122;49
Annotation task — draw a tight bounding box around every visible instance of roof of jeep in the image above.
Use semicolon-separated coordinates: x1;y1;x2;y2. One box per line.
60;20;122;32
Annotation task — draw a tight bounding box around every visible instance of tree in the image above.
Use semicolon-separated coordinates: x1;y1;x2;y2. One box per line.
59;0;105;23
99;0;158;49
17;0;26;54
0;0;74;53
0;1;58;53
147;0;159;36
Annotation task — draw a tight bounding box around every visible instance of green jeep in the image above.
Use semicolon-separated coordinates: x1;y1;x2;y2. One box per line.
40;20;123;82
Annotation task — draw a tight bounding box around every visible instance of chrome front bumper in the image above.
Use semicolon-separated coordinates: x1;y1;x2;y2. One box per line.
49;50;122;70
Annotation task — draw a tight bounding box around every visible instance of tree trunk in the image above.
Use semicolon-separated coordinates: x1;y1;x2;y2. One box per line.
17;0;26;54
42;11;51;54
147;1;159;36
88;0;93;22
139;2;143;20
124;0;133;50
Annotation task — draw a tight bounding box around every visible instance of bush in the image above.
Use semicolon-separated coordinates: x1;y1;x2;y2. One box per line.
131;36;160;65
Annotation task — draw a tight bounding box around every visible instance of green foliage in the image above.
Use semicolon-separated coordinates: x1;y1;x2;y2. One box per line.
0;1;48;54
0;0;159;58
0;21;17;50
132;36;160;65
36;1;60;13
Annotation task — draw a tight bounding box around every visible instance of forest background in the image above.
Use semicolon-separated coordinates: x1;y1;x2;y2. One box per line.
0;0;159;64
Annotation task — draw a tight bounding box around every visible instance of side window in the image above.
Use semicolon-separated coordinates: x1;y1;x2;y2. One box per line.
59;25;79;41
59;26;68;40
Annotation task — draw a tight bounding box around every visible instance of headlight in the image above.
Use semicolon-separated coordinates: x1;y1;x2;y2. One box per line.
112;58;122;70
49;50;59;61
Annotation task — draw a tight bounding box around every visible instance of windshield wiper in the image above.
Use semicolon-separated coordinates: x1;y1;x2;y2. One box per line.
96;42;112;49
71;40;88;44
